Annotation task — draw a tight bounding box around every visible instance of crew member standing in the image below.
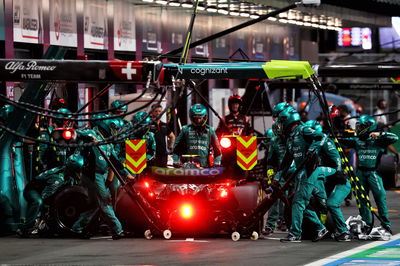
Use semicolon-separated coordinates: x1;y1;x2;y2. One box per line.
150;104;175;167
216;95;252;138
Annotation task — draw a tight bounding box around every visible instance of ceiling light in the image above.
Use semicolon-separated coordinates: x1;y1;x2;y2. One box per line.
218;8;229;15
207;6;217;12
230;11;240;16
168;0;180;6
155;0;168;4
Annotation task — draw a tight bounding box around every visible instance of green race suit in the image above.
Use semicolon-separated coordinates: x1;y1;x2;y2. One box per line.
314;137;350;234
280;124;326;238
72;128;123;235
265;135;290;231
341;132;398;227
20;167;65;232
173;124;222;167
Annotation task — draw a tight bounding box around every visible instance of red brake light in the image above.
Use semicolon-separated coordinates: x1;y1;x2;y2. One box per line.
180;204;193;219
62;129;73;140
220;137;232;148
220;188;228;198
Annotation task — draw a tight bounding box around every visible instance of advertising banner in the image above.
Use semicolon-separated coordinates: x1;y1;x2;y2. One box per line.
13;0;42;44
50;0;77;47
114;0;135;51
84;0;107;50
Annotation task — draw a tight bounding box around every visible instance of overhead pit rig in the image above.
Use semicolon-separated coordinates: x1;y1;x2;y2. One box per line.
0;58;399;238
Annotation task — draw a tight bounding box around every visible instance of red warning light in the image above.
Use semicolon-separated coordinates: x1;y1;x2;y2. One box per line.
62;129;73;140
220;137;232;149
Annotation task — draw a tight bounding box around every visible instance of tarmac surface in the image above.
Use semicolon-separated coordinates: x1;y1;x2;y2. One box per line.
0;190;399;265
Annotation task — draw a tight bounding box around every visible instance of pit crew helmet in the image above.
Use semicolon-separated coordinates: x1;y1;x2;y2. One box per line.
189;104;208;127
272;122;281;136
111;99;128;115
65;153;84;172
64;153;85;180
265;128;275;144
0;105;14;122
228;95;242;113
278;109;301;135
92;113;124;137
53;108;72;127
305;120;323;133
272;102;293;121
356;115;377;137
132;111;152;136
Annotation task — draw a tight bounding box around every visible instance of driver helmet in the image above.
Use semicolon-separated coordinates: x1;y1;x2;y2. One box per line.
356;115;377;137
272;102;294;121
110;99;128;115
277;109;301;135
304;120;323;133
228;95;242;113
189;104;208;127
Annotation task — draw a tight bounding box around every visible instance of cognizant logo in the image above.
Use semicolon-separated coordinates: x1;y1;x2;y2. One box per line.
190;68;228;76
152;167;224;176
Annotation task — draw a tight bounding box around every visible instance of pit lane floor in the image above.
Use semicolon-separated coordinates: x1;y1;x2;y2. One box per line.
1;190;399;265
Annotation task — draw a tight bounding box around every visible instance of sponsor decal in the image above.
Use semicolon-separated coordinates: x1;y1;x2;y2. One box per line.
152;167;223;176
5;61;57;74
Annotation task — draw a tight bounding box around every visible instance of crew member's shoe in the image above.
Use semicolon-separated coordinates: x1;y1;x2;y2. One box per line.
262;227;274;236
334;231;351;242
382;225;393;235
312;228;329;242
280;233;301;243
112;231;128;240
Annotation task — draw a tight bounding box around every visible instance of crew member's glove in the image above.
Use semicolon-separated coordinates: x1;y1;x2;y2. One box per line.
334;171;347;185
394;153;399;164
173;162;182;168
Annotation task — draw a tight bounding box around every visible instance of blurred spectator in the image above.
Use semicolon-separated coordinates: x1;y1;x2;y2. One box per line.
374;99;388;127
337;104;356;131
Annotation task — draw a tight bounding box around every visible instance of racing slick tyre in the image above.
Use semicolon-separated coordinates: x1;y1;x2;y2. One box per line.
144;229;153;240
52;186;91;235
377;154;397;189
163;229;172;239
231;231;240;241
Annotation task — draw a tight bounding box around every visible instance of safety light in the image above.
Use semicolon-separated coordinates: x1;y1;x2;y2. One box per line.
220;137;232;149
62;129;74;140
144;181;150;188
180;204;193;219
52;128;77;144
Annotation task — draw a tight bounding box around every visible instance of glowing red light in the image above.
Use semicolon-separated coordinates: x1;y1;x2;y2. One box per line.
149;192;154;197
144;181;150;188
220;189;228;198
220;137;232;148
180;204;193;219
62;129;73;140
